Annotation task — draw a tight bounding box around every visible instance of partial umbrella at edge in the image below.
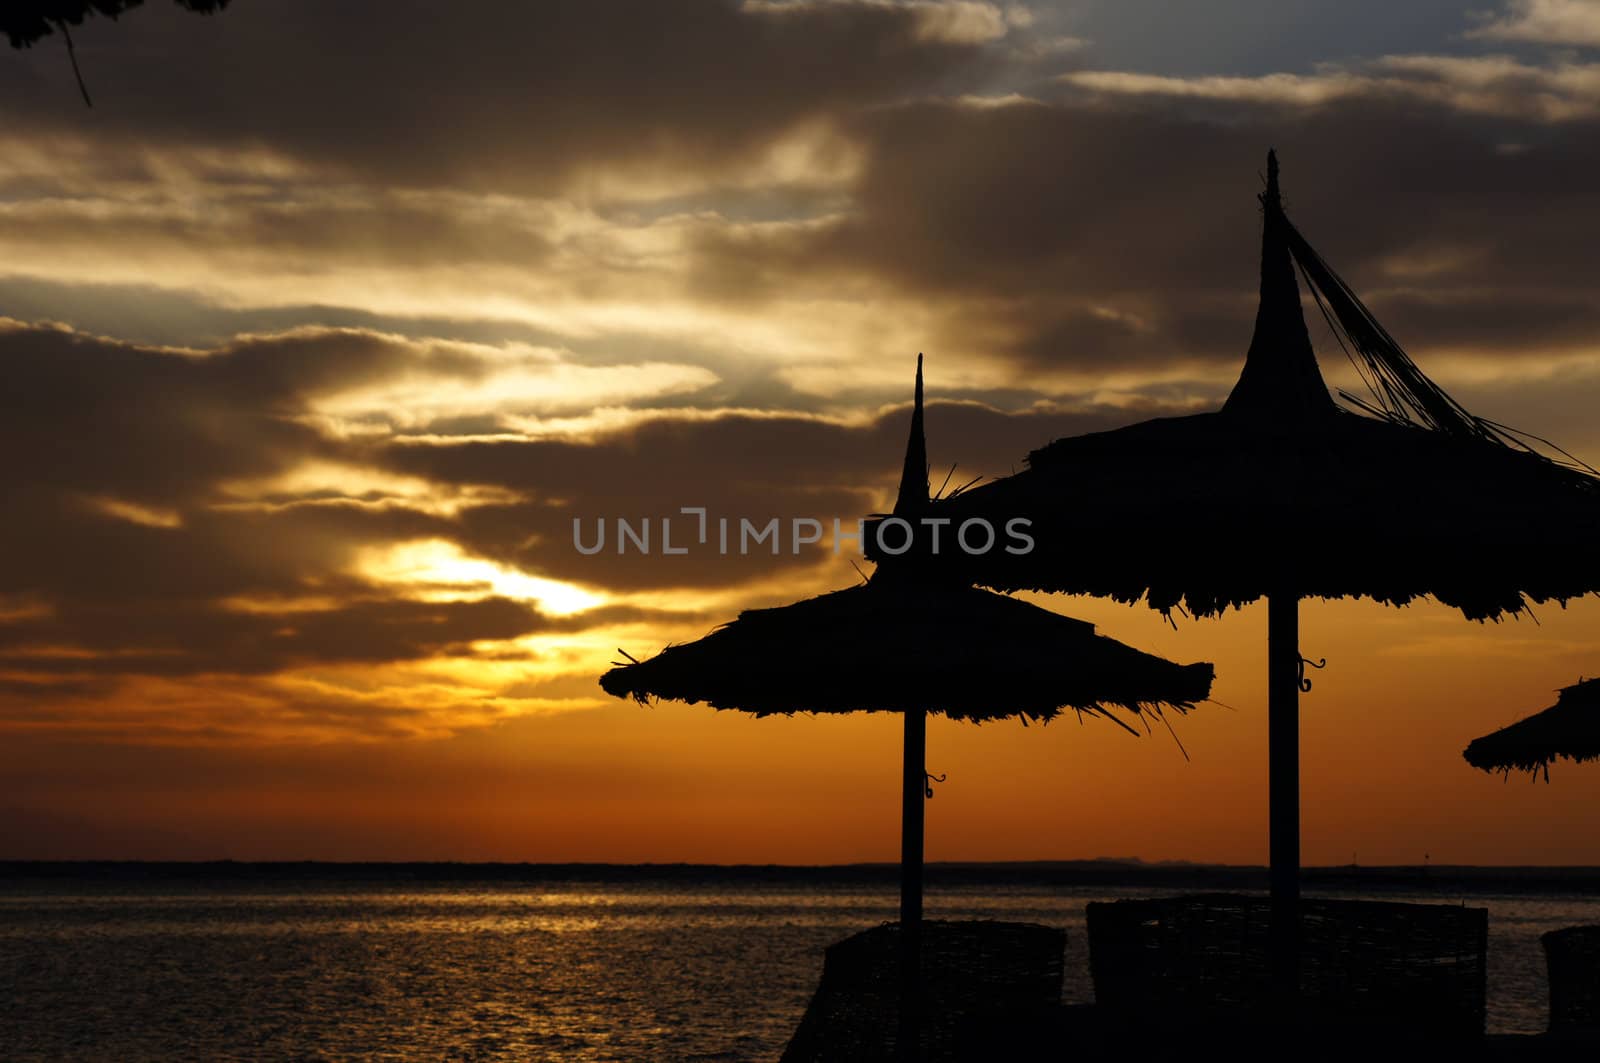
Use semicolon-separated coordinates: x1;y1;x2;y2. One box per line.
1464;677;1600;780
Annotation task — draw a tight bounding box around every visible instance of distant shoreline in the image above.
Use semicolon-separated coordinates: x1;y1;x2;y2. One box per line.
4;859;1600;895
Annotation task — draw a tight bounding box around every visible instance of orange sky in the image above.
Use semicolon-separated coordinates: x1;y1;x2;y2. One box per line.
4;1;1600;865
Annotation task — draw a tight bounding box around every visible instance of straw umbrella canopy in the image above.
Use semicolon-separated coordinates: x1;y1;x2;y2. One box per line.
1465;677;1600;780
601;356;1214;1059
600;578;1212;723
866;152;1600;981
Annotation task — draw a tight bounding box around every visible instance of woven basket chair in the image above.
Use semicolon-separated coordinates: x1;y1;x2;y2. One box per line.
780;919;1065;1062
1086;893;1487;1039
1543;925;1600;1035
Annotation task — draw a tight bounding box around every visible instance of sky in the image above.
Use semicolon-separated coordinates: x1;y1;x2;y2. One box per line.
3;0;1600;865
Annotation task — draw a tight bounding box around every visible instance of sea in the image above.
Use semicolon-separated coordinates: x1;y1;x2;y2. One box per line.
2;863;1596;1062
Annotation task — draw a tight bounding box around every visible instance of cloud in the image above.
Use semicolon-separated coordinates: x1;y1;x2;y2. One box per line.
0;0;999;197
0;594;550;677
1;314;1221;742
1062;54;1600;121
746;1;1014;45
9;1;1600;752
1064;69;1370;106
11;24;1599;411
1468;0;1600;46
674;87;1600;390
0;321;702;736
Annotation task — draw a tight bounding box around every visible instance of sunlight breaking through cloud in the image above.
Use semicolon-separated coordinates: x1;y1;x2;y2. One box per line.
356;539;607;617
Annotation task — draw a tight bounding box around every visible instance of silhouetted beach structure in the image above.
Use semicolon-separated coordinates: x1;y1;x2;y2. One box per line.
1539;927;1600;1039
1464;676;1600;780
601;357;1213;1061
1465;679;1600;1039
867;151;1600;991
780;920;1066;1063
1086;894;1487;1043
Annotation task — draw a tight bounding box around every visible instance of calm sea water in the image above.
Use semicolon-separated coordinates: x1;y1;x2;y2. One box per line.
0;875;1591;1061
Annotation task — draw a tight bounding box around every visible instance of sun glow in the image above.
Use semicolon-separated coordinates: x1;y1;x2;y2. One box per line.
356;539;605;616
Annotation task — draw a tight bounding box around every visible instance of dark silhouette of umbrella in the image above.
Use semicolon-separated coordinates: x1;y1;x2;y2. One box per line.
1465;677;1600;780
867;152;1600;983
601;356;1214;1059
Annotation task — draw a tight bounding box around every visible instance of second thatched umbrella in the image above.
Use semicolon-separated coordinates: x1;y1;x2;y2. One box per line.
601;357;1214;1060
1464;677;1600;780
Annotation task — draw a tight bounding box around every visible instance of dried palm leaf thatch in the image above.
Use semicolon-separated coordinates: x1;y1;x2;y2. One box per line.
1464;676;1600;779
902;403;1600;621
600;580;1214;725
867;152;1600;622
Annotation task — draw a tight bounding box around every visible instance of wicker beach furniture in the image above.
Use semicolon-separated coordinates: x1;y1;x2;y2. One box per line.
780;919;1066;1062
1542;925;1600;1036
1086;893;1488;1039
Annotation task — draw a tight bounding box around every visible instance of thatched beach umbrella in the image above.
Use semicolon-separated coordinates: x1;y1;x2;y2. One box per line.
1465;677;1600;780
868;153;1600;982
601;357;1214;1059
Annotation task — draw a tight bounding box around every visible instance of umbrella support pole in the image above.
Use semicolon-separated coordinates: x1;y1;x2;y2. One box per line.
1268;590;1301;1001
899;706;926;1063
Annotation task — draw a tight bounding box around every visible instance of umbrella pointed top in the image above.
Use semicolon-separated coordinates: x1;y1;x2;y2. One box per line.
1221;150;1336;424
894;353;929;516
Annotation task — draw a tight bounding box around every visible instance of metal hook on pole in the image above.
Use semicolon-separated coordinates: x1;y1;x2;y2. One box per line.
924;771;947;799
1298;655;1327;692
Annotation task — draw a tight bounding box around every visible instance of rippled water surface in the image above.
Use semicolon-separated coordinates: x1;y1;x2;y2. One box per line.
0;877;1590;1060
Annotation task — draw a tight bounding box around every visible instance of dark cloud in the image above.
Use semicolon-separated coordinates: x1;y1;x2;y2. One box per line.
0;275;670;364
0;316;1197;711
0;325;555;695
685;94;1600;371
1039;0;1485;80
7;3;1600;746
17;52;1600;383
1356;290;1600;357
0;589;696;679
0;322;412;504
377;396;1183;589
0;594;544;676
0;194;557;272
0;0;998;194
